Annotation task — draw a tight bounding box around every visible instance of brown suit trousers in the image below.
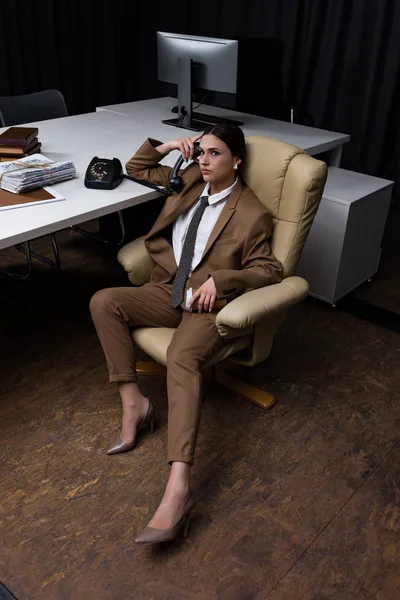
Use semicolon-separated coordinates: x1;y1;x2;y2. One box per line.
89;283;224;465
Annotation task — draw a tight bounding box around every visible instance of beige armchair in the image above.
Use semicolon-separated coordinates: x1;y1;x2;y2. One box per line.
117;136;327;408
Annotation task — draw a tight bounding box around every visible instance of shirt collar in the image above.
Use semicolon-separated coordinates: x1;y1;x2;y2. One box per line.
200;177;238;206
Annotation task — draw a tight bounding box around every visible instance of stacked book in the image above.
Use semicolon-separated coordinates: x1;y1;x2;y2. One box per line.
0;154;76;194
0;127;41;161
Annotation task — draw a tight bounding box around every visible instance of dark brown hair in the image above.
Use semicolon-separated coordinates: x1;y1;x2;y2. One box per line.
203;123;246;161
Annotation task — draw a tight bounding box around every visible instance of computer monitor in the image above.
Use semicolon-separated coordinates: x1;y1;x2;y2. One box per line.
157;32;243;131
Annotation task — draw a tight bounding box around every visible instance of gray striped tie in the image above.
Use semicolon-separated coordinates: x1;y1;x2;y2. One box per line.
171;196;209;308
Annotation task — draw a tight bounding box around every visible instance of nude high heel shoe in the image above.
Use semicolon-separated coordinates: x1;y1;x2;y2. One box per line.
107;398;154;455
135;493;195;544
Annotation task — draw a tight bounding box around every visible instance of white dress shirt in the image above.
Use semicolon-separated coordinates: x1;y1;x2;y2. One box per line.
172;178;238;274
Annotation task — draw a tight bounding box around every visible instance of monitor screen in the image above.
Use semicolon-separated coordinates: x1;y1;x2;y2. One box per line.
157;32;239;95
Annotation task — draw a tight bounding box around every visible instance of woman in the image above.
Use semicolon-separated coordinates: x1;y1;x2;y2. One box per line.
90;124;282;543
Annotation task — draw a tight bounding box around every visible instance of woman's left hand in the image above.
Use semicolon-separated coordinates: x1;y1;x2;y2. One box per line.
190;277;217;312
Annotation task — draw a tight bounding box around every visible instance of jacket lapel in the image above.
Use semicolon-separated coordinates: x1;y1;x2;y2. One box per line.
147;182;204;240
199;179;243;263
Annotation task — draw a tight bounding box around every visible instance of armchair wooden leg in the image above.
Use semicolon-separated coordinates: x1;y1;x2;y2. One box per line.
136;361;167;377
214;365;276;410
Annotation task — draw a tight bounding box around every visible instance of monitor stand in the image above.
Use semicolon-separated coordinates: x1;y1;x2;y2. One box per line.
161;57;244;131
161;117;212;130
162;58;208;131
161;116;212;132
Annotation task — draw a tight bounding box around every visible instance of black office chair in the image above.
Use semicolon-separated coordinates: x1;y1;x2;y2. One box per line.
0;90;68;279
0;89;68;127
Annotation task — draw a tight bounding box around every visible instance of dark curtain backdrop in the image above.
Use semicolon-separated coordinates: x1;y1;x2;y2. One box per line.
1;0;400;193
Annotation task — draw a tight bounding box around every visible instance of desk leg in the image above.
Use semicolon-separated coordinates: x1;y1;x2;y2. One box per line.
71;210;126;246
0;242;32;280
1;235;61;280
330;146;343;166
15;234;60;270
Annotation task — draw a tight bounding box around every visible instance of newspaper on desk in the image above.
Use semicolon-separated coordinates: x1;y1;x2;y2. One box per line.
0;154;76;194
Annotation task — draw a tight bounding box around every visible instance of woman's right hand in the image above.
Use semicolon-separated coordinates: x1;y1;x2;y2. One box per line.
157;135;201;160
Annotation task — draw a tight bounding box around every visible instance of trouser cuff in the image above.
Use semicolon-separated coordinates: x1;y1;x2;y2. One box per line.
109;373;138;383
168;455;194;466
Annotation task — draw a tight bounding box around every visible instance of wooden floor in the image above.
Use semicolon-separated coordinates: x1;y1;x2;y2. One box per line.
1;218;400;600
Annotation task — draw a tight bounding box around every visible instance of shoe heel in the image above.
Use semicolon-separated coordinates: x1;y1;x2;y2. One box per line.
183;516;191;539
141;399;155;434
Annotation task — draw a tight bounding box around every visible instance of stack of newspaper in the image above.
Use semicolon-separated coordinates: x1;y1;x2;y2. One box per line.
0;154;76;194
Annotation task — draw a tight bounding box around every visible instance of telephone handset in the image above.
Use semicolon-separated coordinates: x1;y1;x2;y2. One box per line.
125;139;201;195
169;140;201;193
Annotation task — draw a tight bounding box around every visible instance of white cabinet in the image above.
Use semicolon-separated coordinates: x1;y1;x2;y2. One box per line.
296;167;393;304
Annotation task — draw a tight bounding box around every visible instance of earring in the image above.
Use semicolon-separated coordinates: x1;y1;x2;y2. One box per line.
233;164;238;170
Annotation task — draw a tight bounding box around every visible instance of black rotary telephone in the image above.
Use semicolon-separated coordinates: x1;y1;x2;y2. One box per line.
84;140;201;193
84;157;123;190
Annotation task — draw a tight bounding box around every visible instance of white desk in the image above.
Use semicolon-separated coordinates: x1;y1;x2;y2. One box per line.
97;97;350;166
0;110;183;250
0;97;350;251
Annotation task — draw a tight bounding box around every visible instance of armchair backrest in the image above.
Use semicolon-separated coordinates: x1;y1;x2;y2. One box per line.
241;136;327;278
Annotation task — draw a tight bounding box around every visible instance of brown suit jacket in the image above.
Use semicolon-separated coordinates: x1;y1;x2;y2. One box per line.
125;138;283;300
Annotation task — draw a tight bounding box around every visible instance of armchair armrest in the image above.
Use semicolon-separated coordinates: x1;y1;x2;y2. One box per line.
216;276;309;335
117;236;154;286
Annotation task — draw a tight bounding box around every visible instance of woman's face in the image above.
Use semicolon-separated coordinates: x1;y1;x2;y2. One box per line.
198;134;240;185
